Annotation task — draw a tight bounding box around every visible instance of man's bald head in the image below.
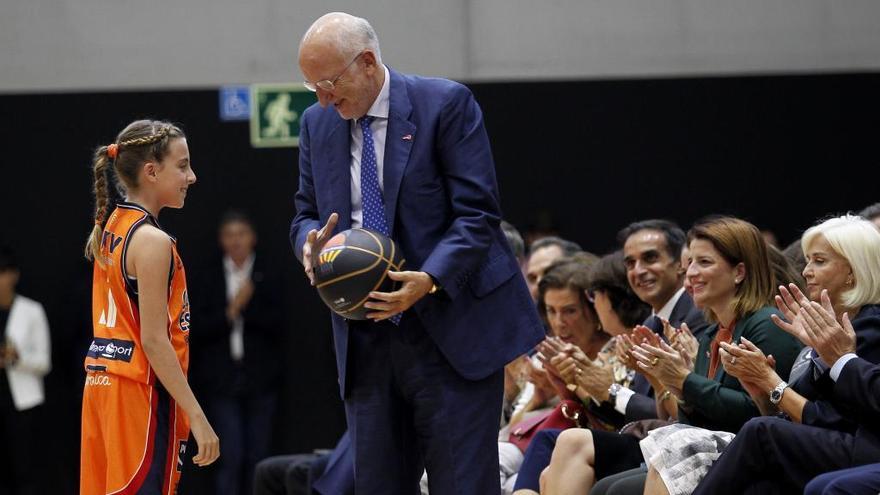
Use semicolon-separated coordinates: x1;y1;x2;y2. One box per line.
300;12;382;63
298;12;386;120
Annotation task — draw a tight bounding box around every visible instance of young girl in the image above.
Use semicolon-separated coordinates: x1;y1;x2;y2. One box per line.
81;120;219;495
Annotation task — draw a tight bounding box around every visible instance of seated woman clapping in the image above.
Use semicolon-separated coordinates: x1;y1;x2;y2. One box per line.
510;251;651;494
688;214;880;494
539;217;803;495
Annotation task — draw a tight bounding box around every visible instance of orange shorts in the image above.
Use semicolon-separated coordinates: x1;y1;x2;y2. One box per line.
81;372;190;495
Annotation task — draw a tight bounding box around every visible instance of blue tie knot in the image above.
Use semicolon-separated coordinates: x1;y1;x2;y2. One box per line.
359;116;375;132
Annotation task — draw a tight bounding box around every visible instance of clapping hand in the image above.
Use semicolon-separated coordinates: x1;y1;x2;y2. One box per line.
615;332;639;370
798;289;857;366
669;322;699;370
631;338;690;392
719;337;778;387
536;337;580;400
770;283;813;344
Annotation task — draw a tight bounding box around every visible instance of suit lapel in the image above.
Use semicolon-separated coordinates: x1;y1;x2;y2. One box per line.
382;69;416;237
324;119;353;232
668;292;692;327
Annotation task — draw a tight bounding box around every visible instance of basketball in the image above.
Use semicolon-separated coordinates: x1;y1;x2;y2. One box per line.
313;228;406;320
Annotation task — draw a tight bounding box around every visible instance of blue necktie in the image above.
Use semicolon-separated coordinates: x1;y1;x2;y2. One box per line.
359;116;389;236
359;116;400;324
645;315;663;334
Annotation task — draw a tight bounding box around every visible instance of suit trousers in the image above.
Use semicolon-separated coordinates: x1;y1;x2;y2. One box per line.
345;316;503;495
208;367;278;495
252;452;330;495
693;417;864;494
804;463;880;495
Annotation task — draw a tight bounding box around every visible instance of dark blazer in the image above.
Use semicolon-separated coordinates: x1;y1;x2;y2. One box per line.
835;357;880;463
189;254;284;396
791;304;880;430
788;305;880;463
680;306;803;433
624;291;709;421
290;68;545;395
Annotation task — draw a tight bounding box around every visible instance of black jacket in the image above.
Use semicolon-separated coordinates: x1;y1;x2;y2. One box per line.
189;254;285;397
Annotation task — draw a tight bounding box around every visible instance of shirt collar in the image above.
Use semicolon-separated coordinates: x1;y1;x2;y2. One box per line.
654;287;686;322
363;65;390;120
223;254;255;275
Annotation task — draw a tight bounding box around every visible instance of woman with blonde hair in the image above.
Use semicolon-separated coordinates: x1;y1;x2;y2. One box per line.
691;215;880;494
537;217;802;494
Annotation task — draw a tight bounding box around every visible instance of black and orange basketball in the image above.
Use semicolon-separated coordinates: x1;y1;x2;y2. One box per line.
314;228;406;320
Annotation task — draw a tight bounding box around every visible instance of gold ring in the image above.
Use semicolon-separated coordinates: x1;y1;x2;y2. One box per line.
730;357;737;365
576;367;583;374
650;357;659;366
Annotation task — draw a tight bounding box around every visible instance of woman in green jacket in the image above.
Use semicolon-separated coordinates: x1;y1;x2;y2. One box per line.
537;217;802;495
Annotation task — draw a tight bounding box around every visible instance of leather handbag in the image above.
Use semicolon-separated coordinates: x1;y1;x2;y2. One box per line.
507;399;585;453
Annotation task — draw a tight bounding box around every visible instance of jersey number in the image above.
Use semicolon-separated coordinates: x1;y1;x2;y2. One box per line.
98;289;118;328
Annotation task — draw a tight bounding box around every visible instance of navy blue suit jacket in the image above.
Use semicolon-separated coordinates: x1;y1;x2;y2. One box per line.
791;305;880;432
290;68;545;396
836;357;880;463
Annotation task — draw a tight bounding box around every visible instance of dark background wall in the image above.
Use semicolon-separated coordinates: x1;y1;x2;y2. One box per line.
0;72;877;493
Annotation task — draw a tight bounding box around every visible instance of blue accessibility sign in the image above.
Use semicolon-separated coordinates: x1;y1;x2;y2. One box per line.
219;86;251;121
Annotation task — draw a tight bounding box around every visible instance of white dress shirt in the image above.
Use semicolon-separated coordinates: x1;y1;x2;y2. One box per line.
830;353;859;382
350;64;391;228
224;254;254;362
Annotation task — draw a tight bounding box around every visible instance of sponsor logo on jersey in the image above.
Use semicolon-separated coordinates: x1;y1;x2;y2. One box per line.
85;374;113;386
87;338;136;362
178;289;191;332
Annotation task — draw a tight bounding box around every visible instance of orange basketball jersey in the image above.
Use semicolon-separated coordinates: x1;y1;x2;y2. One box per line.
85;202;191;383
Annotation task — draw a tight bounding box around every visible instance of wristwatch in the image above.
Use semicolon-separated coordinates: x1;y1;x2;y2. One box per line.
769;381;788;405
607;383;622;404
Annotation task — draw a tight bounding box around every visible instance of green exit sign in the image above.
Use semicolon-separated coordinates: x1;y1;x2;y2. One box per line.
250;84;318;148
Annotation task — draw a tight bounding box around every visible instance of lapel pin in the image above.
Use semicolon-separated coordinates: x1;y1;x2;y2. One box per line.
402;134;412;141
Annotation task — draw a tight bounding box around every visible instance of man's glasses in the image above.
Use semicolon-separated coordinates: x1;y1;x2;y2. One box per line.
303;52;364;92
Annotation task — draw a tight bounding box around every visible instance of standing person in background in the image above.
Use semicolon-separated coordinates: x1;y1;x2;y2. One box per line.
81;120;219;495
290;12;544;494
0;245;50;495
190;210;284;495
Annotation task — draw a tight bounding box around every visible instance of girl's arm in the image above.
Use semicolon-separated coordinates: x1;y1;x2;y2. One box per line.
129;226;219;467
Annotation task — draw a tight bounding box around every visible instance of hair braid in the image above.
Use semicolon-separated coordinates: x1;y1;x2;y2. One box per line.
84;147;113;261
118;124;171;149
85;120;185;264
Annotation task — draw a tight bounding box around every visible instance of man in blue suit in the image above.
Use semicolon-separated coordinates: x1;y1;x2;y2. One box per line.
289;12;544;494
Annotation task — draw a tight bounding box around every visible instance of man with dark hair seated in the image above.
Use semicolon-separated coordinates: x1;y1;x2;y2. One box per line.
525;236;583;302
